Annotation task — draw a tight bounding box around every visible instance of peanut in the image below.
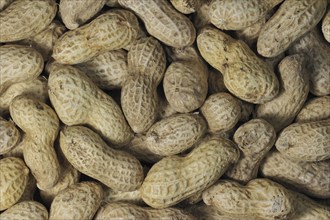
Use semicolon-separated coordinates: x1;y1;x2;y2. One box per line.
260;150;330;199
256;54;309;132
295;96;330;123
257;0;327;57
60;126;144;191
49;181;103;220
95;202;196;220
203;178;295;219
170;0;204;14
141;136;239;208
17;174;36;202
48;63;133;146
0;77;48;116
53;9;140;64
226;119;276;184
0;0;57;42
322;9;330;43
102;188;143;206
144;113;207;156
118;0;196;48
59;0;107;30
75;49;128;90
209;0;283;30
289;29;330;96
0;117;20;155
10;95;60;190
121;37;166;133
0;157;29;211
200;92;241;133
0;45;43;94
197;26;279;104
276;119;330;162
0;201;48;220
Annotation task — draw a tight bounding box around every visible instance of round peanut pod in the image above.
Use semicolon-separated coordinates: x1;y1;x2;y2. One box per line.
197;26;279;104
0;0;57;42
289;29;330;96
141;136;240;208
59;0;107;30
60;126;144;191
10;95;61;190
0;157;29;211
0;77;48;116
95;202;196;220
53;9;140;65
226;119;276;184
49;181;103;220
0;201;48;220
322;9;330;43
75;49;128;90
275;119;330;162
118;0;196;48
260;150;330;199
203;179;295;219
0;117;20;155
0;45;43;94
256;54;309;132
200;92;241;133
145;113;207;156
169;0;204;14
48;63;133;146
209;0;283;30
295;96;330;123
257;0;327;57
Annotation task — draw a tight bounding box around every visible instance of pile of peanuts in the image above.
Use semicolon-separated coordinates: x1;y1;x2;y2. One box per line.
0;0;329;219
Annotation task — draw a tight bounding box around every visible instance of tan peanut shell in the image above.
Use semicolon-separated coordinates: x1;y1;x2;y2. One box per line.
0;157;29;211
18;21;66;61
3;137;24;158
0;0;57;42
209;0;283;30
60;126;144;191
118;0;196;48
145;113;207;156
48;63;132;146
49;181;103;220
276;119;330;162
0;201;48;220
95;202;196;220
53;9;140;64
170;0;204;14
17;174;36;202
256;54;309;132
59;0;106;30
141;136;240;208
0;45;43;94
75;49;128;90
322;9;330;43
260;150;330;199
201;92;241;133
0;117;20;155
102;188;143;205
289;29;330;96
257;0;327;57
121;37;166;133
226;119;276;184
0;77;48;116
203;179;295;219
10;95;60;190
208;69;227;94
0;0;15;11
197;26;279;104
295;96;330;123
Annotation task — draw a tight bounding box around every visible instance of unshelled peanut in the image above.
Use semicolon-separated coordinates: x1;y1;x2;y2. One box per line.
0;201;48;220
295;96;330;123
0;117;20;155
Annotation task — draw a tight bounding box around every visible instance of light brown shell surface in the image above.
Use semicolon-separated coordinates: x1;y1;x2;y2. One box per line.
0;157;29;211
257;0;327;57
197;26;279;104
0;0;57;42
295;96;330;123
275;119;330;162
48;63;132;146
141;136;240;208
0;117;20;155
322;9;330;42
60;126;144;191
118;0;196;48
49;181;103;220
0;201;48;220
170;0;204;14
